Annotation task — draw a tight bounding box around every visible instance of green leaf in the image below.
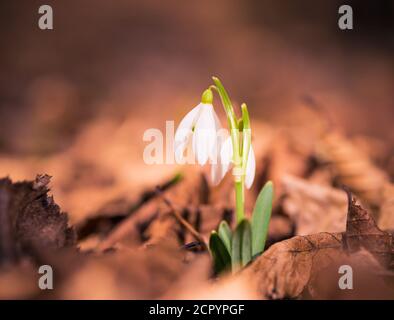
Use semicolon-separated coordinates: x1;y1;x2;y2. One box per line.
218;221;232;254
211;76;238;131
241;221;252;267
211;76;241;170
251;181;274;257
241;103;251;174
231;219;252;273
209;231;231;274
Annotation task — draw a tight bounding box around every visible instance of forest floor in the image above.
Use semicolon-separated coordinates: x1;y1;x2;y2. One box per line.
0;106;393;299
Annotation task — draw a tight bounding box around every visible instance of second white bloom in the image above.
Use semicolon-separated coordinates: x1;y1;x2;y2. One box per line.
215;136;256;189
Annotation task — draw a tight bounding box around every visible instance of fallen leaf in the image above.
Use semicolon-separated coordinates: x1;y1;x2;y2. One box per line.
317;132;389;208
244;232;343;299
378;183;394;230
282;174;347;235
242;192;394;299
343;189;393;268
0;175;75;266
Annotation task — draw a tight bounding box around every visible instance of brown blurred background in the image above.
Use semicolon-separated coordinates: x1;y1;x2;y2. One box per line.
0;0;393;155
0;0;393;223
0;2;393;300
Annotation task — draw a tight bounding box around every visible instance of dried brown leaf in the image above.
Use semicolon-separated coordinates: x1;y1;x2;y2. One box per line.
343;190;393;268
282;174;347;235
59;239;184;299
378;183;394;230
244;232;343;299
98;169;209;250
0;175;75;266
242;192;394;299
254;131;309;201
318;132;389;208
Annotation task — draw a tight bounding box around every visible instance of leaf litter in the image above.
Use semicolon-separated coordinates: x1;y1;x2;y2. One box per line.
0;118;393;299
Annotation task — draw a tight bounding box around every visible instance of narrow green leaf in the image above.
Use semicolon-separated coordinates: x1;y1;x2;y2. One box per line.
231;222;242;273
211;76;241;169
231;220;252;273
241;103;251;174
212;76;238;130
218;221;232;254
209;231;231;274
241;220;252;267
251;181;274;257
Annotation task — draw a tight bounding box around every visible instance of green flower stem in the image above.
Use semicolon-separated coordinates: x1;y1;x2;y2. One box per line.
241;103;251;174
235;179;244;223
212;76;246;224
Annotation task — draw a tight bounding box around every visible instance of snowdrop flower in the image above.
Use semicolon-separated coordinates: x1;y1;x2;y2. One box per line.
217;136;256;189
174;89;221;166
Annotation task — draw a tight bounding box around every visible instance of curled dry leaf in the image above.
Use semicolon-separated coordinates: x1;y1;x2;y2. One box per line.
241;192;394;299
343;189;394;268
243;232;344;299
0;175;75;266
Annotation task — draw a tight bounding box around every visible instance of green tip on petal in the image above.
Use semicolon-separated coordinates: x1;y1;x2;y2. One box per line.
201;88;213;104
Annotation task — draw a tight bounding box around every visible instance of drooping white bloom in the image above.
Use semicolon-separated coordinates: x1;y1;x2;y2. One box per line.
216;136;256;189
174;90;222;166
210;129;229;185
244;143;256;189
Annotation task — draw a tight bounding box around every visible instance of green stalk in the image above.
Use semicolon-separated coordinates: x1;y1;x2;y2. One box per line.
235;180;244;223
241;103;251;174
212;76;245;223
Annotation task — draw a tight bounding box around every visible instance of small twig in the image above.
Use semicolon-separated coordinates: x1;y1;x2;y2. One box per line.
156;187;207;249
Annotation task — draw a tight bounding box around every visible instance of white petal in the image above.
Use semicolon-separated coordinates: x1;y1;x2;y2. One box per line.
219;136;233;176
174;135;191;164
192;104;217;165
210;130;228;185
210;161;224;186
174;104;202;163
208;112;225;165
212;107;223;131
174;104;202;145
245;145;256;189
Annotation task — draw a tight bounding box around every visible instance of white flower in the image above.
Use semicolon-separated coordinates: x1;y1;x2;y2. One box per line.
216;136;256;189
174;90;221;166
210;129;229;185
